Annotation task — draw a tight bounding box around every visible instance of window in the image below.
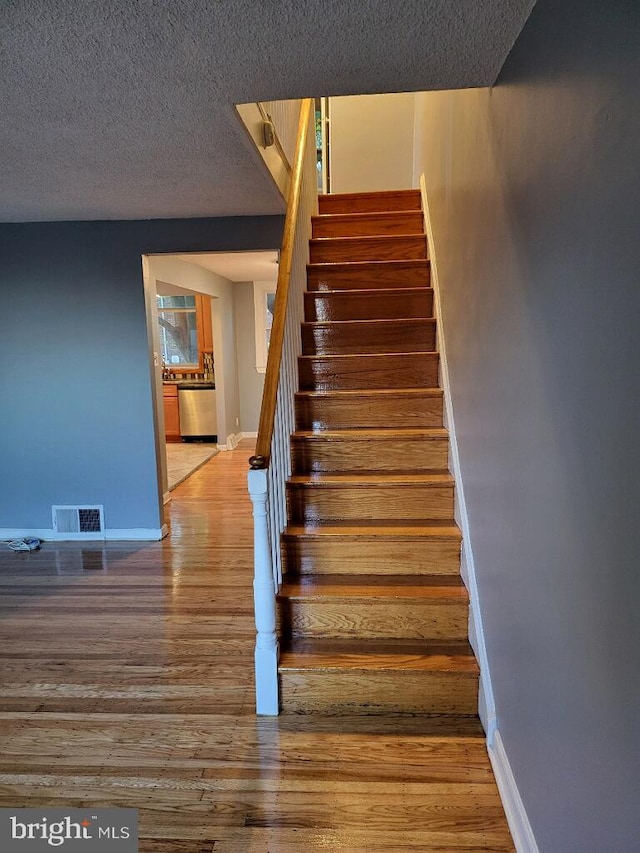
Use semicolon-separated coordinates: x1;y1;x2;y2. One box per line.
157;295;199;367
253;281;276;373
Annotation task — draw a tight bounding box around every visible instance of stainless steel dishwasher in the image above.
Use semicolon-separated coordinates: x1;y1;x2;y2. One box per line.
178;383;217;442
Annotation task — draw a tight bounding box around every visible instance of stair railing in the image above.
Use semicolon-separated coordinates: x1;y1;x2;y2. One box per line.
248;98;317;714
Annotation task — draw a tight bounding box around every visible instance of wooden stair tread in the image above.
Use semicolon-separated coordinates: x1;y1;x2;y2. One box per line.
310;235;425;247
283;520;461;540
313;210;423;222
305;287;433;320
306;259;431;292
301;318;437;356
299;351;438;361
280;575;467;600
295;388;443;399
279;638;478;673
288;472;454;486
307;259;429;273
311;233;424;241
319;190;421;200
312;211;425;238
302;317;435;328
318;189;422;213
295;390;444;430
292;427;448;440
310;235;427;264
306;286;431;296
298;352;440;391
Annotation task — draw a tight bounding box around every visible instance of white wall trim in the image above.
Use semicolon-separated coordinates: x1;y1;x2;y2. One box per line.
419;173;497;739
218;432;242;451
1;529;54;541
489;731;540;853
1;527;169;542
242;431;258;439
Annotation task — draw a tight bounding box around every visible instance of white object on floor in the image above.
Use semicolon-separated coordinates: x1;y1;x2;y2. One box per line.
7;537;42;551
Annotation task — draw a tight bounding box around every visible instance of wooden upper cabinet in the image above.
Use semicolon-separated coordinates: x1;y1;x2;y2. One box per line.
196;294;213;354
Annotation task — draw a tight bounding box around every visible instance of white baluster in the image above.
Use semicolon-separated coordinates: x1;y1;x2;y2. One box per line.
248;468;279;715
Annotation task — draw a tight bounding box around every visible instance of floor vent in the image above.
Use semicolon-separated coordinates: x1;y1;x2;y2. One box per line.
52;505;105;539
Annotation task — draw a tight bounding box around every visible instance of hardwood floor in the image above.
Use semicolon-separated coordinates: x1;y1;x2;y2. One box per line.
0;441;514;852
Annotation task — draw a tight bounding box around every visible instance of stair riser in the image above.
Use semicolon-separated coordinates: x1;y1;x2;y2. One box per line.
282;538;461;576
310;236;427;264
312;212;424;238
279;671;478;715
291;437;448;473
280;600;468;640
298;353;439;391
304;289;433;322
318;190;422;215
308;263;430;291
295;393;443;430
287;485;454;522
301;320;436;356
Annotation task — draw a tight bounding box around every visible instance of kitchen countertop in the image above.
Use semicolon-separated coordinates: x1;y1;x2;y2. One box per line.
163;380;216;388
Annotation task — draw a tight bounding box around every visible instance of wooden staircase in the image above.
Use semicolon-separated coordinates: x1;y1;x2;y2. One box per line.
278;189;479;715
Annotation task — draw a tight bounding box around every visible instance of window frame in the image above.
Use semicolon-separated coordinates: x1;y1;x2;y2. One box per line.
156;293;209;374
253;280;277;374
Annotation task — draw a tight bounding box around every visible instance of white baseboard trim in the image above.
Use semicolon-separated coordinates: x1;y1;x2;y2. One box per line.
1;527;168;542
0;528;53;541
489;731;539;853
242;431;258;439
105;528;168;541
419;174;497;735
219;432;242;451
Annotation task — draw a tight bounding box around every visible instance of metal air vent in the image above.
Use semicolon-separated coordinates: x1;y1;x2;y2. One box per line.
52;505;105;539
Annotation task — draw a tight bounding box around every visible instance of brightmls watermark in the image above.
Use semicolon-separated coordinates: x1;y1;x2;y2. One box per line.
0;809;138;851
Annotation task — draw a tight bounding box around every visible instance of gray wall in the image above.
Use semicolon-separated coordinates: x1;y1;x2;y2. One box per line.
0;217;283;535
415;1;640;850
234;281;266;434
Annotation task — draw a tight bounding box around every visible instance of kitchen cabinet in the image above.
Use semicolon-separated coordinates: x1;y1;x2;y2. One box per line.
163;384;181;442
196;294;213;354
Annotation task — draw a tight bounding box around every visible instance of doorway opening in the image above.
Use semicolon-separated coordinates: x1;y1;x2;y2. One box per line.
142;249;279;523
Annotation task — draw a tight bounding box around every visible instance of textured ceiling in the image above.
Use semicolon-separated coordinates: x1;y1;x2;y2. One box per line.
0;0;535;222
175;252;279;283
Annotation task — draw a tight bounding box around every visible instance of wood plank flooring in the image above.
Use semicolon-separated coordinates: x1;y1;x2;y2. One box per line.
0;440;513;852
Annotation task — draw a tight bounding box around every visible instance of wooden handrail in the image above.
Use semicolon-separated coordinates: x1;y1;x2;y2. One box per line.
249;98;313;470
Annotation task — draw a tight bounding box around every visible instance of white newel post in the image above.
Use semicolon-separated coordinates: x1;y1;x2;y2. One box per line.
247;467;279;715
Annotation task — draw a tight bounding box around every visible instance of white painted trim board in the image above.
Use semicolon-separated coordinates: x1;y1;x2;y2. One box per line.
419;172;496;739
218;432;241;451
489;732;540;853
0;527;168;542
